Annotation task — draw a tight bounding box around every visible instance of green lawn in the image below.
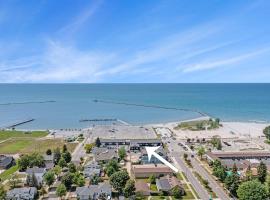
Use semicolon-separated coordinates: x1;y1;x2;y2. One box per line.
150;184;158;191
0;130;48;141
0;138;78;154
0;162;18;182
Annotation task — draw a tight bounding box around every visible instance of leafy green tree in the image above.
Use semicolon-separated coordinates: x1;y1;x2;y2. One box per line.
90;174;102;185
58;157;67;168
29;153;45;167
213;165;226;182
0;185;6;200
118;147;126;160
18;155;30;171
56;184;67;199
263;126;270;140
224;173;240;196
257;161;267;183
110;170;130;193
62;151;72;163
149;174;156;184
53;165;62;177
68;162;76;173
61;172;74;189
84;143;95;153
171;185;185;199
73;173;85;187
105;160;119;176
197;146;205;159
123;179;136;197
44;171;55;187
54;147;61;164
265;176;270;196
95;137;101;147
245;165;252;181
237;180;268;200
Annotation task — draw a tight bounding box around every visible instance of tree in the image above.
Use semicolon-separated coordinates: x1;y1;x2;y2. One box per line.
210;137;222;150
183;153;188;160
213;165;226;182
257;161;267;183
245;165;252;181
46;149;52;155
56;184;67;199
263;126;270;140
197;146;205;159
61;172;74;189
62;151;72;163
149;174;156;184
95;137;101;147
123;179;135;197
105;160;119;177
118;147;126;160
110;170;130;193
58;157;67;168
18;155;30;171
84;143;95;153
237;180;267;200
53;165;62;177
232;163;238;174
68;162;76;173
171;185;185;199
72;172;85;187
265;176;270;196
224;173;240;196
62;144;68;153
44;171;55;187
99;193;108;200
0;185;6;200
29;153;45;167
54;147;61;164
90;174;102;185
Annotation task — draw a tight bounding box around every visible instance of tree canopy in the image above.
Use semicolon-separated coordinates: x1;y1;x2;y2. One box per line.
110;170;130;193
237;180;268;200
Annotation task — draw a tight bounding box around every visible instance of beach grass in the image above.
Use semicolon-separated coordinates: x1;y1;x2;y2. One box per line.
0;138;77;154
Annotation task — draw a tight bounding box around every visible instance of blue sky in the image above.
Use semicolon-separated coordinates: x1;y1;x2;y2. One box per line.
0;0;270;83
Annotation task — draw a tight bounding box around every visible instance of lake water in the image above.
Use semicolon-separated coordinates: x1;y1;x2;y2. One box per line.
0;84;269;129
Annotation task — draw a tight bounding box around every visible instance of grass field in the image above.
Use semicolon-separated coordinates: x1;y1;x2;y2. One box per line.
0;138;78;154
0;130;48;141
0;163;18;181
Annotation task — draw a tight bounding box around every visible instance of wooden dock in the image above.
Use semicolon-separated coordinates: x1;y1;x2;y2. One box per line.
1;118;35;129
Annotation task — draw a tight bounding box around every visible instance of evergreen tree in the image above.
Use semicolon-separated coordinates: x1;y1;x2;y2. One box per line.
257;161;267;183
95;137;101;147
54;147;61;164
62;144;68;153
123;179;136;198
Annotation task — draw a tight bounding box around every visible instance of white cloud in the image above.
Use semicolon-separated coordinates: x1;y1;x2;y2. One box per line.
182;47;270;73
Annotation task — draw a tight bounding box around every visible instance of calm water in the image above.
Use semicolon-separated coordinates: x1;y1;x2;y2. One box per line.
0;84;269;129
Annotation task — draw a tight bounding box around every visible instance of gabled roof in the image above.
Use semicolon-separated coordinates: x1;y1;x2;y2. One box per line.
7;187;37;200
26;167;46;174
76;183;111;197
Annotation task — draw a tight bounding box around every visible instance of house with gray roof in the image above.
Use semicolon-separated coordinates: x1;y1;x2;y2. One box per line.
0;155;15;169
6;187;37;200
156;175;184;194
92;147;118;163
26;167;46;187
83;161;101;178
76;182;112;200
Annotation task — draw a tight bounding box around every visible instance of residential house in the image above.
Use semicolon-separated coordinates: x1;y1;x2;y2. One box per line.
25;167;46;187
92;147;118;163
83;161;101;178
6;187;37;200
132;164;173;178
76;183;112;200
156;175;184;194
135;180;150;196
0;155;15;169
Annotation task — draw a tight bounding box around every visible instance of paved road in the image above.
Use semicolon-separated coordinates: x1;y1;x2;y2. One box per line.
171;151;210;200
191;157;231;200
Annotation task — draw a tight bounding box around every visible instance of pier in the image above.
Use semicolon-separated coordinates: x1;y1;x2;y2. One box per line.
1;118;35;129
79;118;130;125
92;99;208;117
